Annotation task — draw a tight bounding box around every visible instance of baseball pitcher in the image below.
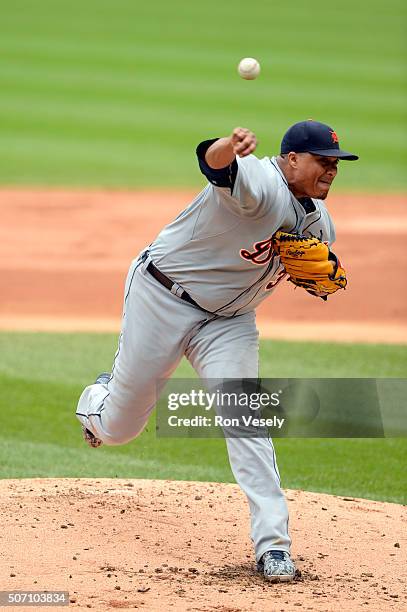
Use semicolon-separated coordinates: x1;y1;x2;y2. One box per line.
76;120;358;582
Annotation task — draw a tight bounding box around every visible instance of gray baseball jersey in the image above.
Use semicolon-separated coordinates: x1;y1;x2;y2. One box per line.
149;145;335;315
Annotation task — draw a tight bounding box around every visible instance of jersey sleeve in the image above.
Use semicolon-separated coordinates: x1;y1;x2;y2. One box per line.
196;139;238;189
196;139;281;219
229;154;280;217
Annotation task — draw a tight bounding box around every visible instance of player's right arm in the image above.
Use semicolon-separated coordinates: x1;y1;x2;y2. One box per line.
204;127;257;168
197;127;280;218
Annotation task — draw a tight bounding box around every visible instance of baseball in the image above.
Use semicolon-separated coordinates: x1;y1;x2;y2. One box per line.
238;57;261;80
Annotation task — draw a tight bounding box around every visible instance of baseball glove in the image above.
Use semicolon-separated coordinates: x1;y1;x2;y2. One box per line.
273;231;347;300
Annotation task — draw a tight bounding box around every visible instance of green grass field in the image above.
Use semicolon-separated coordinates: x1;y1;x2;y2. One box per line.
1;332;406;504
0;0;406;189
0;3;405;505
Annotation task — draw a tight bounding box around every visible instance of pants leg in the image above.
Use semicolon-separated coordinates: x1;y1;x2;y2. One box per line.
76;259;207;445
186;311;291;561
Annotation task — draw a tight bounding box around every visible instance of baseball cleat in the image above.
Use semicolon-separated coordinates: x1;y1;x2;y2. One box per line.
257;550;296;583
95;372;111;385
81;372;111;448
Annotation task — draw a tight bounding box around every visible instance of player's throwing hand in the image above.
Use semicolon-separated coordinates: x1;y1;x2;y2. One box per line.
230;127;257;157
204;127;257;169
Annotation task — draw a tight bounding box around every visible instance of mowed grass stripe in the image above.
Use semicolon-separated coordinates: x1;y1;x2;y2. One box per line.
0;137;202;182
0;437;230;482
1;74;405;123
1;90;405;149
1;1;403;69
1;0;404;53
1;36;405;84
0;92;404;178
0;79;404;149
0;0;405;188
1;95;404;177
1;331;406;385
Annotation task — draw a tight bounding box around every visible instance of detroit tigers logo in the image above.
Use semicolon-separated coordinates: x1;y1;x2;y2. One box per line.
240;237;274;265
330;130;339;144
240;237;286;291
265;268;286;290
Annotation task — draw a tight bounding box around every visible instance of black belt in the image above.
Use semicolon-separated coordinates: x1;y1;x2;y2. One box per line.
147;261;202;309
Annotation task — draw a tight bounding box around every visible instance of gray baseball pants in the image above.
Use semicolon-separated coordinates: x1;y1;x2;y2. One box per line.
76;254;291;561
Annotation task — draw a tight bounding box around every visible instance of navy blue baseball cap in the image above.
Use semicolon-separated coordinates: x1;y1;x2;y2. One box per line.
281;120;358;160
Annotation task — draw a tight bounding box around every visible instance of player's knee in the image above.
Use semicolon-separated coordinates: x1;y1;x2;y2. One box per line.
78;383;153;446
95;418;147;446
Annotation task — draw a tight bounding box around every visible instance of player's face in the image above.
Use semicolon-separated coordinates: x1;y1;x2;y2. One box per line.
295;153;339;199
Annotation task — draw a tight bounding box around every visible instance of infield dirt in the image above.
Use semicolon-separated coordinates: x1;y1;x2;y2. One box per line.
1;478;406;611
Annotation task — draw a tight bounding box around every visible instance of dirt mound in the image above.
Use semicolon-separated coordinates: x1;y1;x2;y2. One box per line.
0;478;405;611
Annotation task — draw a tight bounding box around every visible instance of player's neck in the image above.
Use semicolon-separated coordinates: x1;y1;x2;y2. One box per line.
276;156;306;199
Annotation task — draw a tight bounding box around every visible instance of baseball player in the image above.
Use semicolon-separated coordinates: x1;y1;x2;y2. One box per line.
76;120;358;582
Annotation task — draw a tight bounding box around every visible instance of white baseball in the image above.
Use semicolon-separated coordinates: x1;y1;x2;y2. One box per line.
238;57;261;80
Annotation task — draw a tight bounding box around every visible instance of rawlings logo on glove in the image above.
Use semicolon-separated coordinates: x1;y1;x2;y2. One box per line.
272;231;347;300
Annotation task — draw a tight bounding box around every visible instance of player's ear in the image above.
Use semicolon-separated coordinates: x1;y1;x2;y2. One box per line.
287;152;298;168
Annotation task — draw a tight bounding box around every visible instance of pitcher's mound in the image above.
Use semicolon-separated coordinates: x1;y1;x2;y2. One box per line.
0;478;405;611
